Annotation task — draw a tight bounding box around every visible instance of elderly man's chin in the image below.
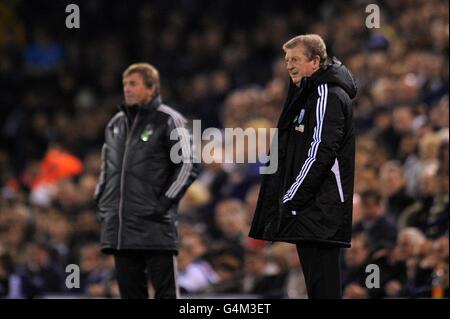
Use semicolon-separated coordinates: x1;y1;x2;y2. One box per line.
125;98;137;106
291;76;302;86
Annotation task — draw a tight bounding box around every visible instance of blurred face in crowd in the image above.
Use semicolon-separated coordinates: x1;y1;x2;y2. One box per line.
373;110;391;131
80;244;102;273
380;164;406;197
123;72;155;106
47;213;71;242
25;244;50;268
399;133;418;157
392;106;414;134
361;196;383;220
178;233;208;272
215;200;248;238
182;234;207;260
285;45;320;86
345;236;369;268
244;251;266;274
397;229;426;260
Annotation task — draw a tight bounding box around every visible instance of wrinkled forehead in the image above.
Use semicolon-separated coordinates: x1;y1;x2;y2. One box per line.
123;72;145;83
284;45;306;60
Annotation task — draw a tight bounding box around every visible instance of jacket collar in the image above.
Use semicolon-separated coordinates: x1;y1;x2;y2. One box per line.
118;94;162;114
277;64;330;130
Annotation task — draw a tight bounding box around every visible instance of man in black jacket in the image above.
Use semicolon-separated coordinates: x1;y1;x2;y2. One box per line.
249;34;357;298
94;63;199;298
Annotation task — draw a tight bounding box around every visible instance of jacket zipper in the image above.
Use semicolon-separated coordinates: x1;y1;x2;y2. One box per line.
117;111;140;249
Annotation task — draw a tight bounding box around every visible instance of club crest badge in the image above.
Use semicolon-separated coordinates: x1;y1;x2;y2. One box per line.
298;109;305;123
140;125;154;142
294;108;305;132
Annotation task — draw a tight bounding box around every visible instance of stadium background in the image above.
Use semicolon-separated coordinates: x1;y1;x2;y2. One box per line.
0;0;448;298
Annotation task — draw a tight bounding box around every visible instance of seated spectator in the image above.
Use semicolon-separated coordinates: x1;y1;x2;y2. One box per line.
204;254;243;294
77;242;112;298
393;228;432;298
0;252;27;298
266;243;308;299
353;190;398;251
212;198;249;257
241;248;280;297
399;163;448;238
379;161;415;219
178;232;218;294
16;242;64;298
342;233;372;299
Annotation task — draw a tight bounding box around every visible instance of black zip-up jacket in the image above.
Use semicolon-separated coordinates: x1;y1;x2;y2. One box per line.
249;57;357;247
94;95;199;253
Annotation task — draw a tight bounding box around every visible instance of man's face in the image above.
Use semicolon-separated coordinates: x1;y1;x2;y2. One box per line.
345;237;369;268
380;166;405;196
123;72;155;106
361;199;381;220
285;45;319;85
392;107;414;134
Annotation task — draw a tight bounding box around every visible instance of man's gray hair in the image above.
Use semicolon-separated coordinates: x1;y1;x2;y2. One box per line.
283;34;328;65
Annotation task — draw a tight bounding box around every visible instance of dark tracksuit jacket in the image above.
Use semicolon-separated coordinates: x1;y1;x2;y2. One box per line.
94;95;200;254
249;57;357;247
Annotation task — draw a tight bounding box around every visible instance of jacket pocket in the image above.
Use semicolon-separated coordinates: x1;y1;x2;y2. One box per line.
316;161;345;205
281;191;314;218
330;158;345;203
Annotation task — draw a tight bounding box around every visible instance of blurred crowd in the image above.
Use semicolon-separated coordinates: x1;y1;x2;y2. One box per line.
0;0;448;298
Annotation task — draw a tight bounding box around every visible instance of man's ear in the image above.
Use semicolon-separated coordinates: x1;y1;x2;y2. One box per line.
313;55;321;69
147;86;156;98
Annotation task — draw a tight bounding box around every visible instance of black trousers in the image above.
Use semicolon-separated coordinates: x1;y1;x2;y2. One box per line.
113;250;178;299
296;242;342;299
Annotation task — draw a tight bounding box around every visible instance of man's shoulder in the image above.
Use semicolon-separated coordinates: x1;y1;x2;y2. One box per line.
108;111;125;125
156;104;187;123
306;84;349;107
309;83;344;97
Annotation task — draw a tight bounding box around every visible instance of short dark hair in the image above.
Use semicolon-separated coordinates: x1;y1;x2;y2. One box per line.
360;189;382;205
